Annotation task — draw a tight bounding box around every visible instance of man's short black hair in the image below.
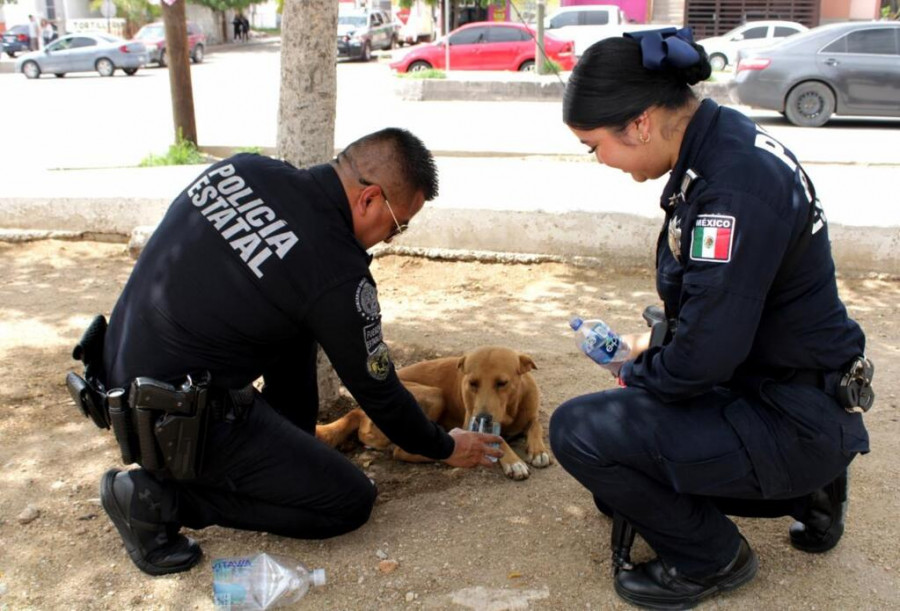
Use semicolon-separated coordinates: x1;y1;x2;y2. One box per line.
342;128;439;202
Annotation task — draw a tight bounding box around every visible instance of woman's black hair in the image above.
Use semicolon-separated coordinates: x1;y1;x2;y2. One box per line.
563;35;711;131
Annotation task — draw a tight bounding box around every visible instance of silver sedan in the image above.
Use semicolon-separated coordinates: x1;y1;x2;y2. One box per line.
729;21;900;127
15;32;148;79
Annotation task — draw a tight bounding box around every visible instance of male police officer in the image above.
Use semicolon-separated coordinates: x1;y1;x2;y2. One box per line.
85;128;502;575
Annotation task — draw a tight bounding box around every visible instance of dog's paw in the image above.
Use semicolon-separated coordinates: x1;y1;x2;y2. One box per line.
528;451;552;468
502;460;530;481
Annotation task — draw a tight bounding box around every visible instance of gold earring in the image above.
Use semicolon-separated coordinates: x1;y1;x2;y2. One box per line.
639;133;650;144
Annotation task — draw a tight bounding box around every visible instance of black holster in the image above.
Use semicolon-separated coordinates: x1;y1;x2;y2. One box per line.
67;314;110;430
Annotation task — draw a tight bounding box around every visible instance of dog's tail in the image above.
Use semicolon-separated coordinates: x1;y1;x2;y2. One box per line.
315;408;366;448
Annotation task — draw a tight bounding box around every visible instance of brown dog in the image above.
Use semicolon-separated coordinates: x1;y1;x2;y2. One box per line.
316;346;551;480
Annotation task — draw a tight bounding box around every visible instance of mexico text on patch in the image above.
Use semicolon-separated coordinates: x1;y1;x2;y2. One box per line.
690;214;735;263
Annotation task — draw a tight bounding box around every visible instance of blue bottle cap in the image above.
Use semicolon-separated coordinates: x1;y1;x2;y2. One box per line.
570;317;583;331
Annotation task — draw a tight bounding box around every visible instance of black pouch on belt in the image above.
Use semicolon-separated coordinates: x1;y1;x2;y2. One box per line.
106;388;140;465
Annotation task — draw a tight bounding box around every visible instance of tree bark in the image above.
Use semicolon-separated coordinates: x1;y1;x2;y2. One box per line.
278;0;341;402
162;0;197;145
277;0;338;167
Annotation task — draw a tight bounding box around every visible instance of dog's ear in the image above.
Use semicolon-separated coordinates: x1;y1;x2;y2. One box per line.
518;354;537;374
457;355;467;371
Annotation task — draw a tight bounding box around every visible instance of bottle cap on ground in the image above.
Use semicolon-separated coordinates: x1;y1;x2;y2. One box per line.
311;568;326;587
570;317;583;331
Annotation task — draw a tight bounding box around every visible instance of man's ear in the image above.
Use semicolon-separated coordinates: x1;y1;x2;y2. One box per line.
351;185;376;217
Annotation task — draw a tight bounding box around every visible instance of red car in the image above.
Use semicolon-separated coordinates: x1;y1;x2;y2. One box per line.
390;21;575;73
133;21;206;67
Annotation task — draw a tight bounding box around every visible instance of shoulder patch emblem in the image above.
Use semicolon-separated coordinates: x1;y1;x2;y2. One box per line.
355;278;381;321
667;215;682;263
690;214;735;263
367;343;392;381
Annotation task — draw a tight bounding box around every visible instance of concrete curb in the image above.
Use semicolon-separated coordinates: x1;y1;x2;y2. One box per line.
3;199;896;277
394;75;732;104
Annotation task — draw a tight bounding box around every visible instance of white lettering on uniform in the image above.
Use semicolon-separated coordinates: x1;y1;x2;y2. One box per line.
188;164;299;279
696;218;732;228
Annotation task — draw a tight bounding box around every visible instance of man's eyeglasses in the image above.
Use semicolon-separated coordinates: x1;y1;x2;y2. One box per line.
345;154;409;242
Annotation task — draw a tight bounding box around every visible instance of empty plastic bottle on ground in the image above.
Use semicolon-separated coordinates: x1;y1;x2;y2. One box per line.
570;317;631;366
212;553;326;610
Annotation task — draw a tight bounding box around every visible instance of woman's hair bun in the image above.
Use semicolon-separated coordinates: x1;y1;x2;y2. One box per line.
680;41;712;85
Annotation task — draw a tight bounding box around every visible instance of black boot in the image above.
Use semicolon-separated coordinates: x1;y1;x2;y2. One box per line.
789;469;848;553
614;537;758;610
100;469;202;575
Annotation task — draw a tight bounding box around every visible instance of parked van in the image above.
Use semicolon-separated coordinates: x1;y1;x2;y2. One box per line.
546;5;665;58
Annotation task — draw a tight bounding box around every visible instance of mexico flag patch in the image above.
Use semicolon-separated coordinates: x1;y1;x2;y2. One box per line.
690;214;735;263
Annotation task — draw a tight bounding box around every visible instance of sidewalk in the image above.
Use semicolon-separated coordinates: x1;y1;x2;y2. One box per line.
1;46;897;274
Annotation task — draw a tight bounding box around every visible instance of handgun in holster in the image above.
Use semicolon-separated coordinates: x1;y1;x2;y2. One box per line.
130;374;211;480
837;356;875;414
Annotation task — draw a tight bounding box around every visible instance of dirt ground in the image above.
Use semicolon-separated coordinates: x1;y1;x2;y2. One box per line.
0;239;898;611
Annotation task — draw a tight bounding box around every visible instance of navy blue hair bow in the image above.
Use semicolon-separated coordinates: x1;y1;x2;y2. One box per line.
624;27;700;71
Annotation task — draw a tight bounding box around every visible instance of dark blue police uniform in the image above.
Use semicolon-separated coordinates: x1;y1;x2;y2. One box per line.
550;100;869;576
103;153;454;539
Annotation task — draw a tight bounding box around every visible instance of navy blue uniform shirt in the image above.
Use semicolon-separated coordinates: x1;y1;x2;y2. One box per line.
621;100;866;402
103;153;455;460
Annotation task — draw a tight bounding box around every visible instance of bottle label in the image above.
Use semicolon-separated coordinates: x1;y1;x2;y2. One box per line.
584;325;620;364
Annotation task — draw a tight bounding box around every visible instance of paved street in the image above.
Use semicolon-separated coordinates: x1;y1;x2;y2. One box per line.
1;39;898;246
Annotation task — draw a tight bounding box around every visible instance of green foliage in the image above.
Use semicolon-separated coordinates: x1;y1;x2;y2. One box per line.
236;146;263;155
89;0;151;24
139;132;207;167
397;68;446;79
541;58;562;74
191;0;268;12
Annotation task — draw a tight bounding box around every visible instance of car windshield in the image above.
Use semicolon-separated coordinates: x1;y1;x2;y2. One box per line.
339;15;366;27
136;25;164;39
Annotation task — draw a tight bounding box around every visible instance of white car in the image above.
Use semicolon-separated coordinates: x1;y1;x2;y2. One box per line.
698;20;808;71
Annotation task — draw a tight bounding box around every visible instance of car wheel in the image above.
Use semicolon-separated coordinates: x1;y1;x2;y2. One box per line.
389;34;397;50
22;60;41;79
123;68;138;76
784;81;835;128
518;59;535;72
6;51;16;58
54;73;66;78
709;53;727;71
96;57;115;77
361;41;371;62
191;44;204;64
408;60;432;73
159;49;167;68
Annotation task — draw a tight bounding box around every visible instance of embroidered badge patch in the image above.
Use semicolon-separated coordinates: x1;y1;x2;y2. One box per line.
367;343;392;381
690;215;735;263
355;278;380;321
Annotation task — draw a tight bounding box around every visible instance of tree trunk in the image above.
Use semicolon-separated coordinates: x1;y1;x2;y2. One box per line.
162;0;197;146
277;0;338;167
277;0;341;403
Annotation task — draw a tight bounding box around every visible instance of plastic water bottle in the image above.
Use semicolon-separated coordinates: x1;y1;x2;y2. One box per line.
212;553;326;610
570;317;631;366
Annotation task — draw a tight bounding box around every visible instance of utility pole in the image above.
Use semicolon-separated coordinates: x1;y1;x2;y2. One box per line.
162;0;197;146
536;0;546;75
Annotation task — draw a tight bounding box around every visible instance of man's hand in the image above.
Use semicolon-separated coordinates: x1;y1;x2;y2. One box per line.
443;428;504;467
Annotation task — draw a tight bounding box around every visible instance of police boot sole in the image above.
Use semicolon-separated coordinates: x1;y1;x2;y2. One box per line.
100;470;200;576
614;550;759;610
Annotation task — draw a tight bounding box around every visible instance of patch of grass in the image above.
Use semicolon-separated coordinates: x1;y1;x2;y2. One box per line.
236;146;263;155
139;132;207;167
540;58;562;74
397;68;446;79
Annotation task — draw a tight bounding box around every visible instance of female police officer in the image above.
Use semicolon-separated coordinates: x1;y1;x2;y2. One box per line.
549;29;871;609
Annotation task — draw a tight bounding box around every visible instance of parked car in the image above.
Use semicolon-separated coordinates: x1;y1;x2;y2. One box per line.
389;21;576;73
729;21;900;127
132;21;206;67
697;20;808;71
545;5;664;58
2;24;33;58
337;8;397;61
15;33;148;78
